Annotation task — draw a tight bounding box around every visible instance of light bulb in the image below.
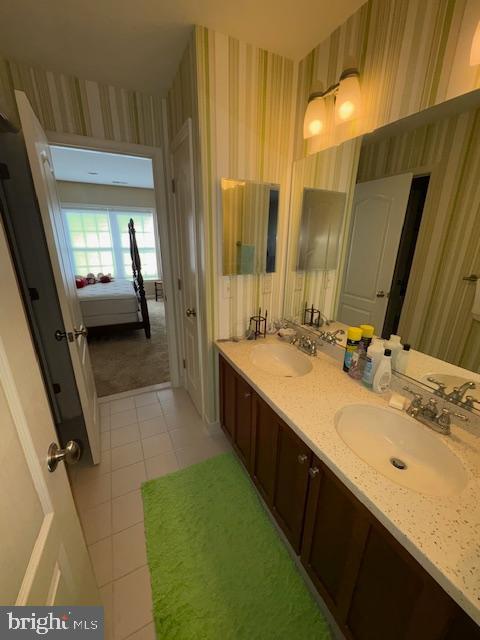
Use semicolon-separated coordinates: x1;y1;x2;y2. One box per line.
335;74;362;124
303;97;327;139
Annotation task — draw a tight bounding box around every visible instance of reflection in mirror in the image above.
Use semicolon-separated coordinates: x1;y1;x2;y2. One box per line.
284;90;480;407
221;178;279;276
296;189;346;271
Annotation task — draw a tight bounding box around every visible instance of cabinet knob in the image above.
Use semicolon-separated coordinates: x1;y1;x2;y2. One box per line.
298;454;308;464
308;466;320;478
244;392;251;398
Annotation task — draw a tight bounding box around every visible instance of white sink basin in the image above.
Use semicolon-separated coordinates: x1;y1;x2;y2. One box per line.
250;343;313;377
335;404;469;496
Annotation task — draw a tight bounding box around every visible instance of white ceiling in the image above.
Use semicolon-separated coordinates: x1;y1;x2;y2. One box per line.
50;146;154;189
0;0;365;96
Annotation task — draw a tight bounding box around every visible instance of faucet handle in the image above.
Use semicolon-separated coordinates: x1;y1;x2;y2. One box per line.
427;377;447;393
452;411;469;422
403;386;423;400
465;395;480;408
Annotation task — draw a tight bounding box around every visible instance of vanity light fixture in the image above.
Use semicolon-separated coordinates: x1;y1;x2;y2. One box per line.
303;69;362;139
470;21;480;66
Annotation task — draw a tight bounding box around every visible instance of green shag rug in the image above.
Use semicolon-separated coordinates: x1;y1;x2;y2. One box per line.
142;453;331;640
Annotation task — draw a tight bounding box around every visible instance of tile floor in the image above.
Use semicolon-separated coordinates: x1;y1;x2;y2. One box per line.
70;386;231;640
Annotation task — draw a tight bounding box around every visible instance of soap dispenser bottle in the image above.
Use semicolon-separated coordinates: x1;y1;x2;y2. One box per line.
385;334;402;368
395;343;411;374
362;338;385;388
372;348;392;393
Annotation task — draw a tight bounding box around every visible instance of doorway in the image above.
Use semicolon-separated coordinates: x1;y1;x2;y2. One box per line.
338;173;429;337
50;145;171;397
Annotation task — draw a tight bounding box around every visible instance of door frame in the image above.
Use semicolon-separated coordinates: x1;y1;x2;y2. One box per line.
169;119;206;420
46;130;181;387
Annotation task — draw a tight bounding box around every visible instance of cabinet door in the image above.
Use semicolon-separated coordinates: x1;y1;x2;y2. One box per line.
219;356;235;441
301;458;369;620
272;422;312;553
346;523;458;640
251;394;279;507
234;375;253;469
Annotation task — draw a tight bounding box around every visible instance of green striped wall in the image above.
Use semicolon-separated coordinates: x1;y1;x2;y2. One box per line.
358;105;480;372
294;0;480;159
0;57;163;147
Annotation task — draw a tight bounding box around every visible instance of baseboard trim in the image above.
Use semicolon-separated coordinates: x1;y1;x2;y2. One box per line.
98;381;172;403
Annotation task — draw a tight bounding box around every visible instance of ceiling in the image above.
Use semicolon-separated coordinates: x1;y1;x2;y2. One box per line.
0;0;365;96
51;146;154;189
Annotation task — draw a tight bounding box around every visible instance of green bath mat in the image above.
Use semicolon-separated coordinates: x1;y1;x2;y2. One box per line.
142;453;331;639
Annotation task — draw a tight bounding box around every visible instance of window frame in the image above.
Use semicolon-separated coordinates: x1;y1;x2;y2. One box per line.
61;203;161;280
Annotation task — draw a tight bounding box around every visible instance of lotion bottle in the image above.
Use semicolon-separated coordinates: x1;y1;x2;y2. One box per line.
362;338;385;387
395;343;411;374
372;348;392;393
385;334;402;369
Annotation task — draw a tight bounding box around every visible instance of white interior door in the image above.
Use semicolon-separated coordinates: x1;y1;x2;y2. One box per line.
15;91;99;464
0;218;98;605
171;121;203;414
338;173;413;333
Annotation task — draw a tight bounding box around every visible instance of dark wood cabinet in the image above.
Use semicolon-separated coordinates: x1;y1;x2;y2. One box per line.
251;394;279;507
218;354;480;639
272;422;311;552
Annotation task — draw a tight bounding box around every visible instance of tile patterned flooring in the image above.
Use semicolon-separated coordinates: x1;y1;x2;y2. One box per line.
70;386;231;640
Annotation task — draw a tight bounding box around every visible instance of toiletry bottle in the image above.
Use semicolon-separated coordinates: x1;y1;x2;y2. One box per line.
395;343;411;374
359;324;375;350
362;337;385;387
349;325;374;379
343;327;362;372
372;348;392;393
385;334;402;369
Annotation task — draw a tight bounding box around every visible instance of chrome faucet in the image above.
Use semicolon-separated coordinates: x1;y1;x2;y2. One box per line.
320;329;345;345
427;377;479;410
296;335;318;356
404;387;468;435
446;381;476;405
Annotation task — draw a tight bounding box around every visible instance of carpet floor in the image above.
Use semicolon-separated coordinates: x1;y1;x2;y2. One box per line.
142;453;331;640
87;299;170;397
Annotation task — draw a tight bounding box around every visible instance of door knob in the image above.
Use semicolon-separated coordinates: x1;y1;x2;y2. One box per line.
186;308;197;318
47;440;82;472
376;290;386;298
74;327;88;339
54;329;73;342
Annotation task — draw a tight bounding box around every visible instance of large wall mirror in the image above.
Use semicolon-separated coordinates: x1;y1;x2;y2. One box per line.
221;178;279;276
284;89;480;409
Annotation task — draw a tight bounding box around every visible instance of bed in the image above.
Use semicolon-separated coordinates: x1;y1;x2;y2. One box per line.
77;219;151;338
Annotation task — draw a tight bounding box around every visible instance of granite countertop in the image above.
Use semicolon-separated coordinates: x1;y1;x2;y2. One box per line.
216;336;480;624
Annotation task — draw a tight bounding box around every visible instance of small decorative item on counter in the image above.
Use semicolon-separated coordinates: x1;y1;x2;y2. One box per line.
343;326;362;372
385;334;402;369
395;343;411;374
303;303;321;327
277;327;296;340
362;337;385;387
372;348;392;393
247;308;268;340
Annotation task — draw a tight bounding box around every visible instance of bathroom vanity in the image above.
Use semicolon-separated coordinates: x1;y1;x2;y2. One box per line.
217;340;480;639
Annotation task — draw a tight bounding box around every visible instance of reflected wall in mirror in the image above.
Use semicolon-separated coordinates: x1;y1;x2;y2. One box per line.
284;90;480;396
221;178;279;275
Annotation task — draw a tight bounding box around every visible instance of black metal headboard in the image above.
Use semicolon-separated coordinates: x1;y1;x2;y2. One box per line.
128;218;151;338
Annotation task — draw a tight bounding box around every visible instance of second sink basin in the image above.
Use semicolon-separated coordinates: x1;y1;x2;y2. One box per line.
335;404;469;496
250;343;313;377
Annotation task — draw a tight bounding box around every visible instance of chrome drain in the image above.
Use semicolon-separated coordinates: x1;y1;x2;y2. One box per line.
390;457;407;470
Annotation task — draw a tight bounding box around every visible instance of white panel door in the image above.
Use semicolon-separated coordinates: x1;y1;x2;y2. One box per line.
171;121;203;414
338;173;413;333
0;218;98;605
15;91;99;463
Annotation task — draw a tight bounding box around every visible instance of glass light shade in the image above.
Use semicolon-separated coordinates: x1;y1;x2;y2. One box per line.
335;74;362;124
470;21;480;66
303;97;327;139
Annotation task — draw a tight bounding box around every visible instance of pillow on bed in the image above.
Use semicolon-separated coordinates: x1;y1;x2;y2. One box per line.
75;276;87;289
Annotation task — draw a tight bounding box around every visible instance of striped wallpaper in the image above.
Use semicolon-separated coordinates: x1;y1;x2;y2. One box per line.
358;103;480;372
294;0;480;159
0;57;163;147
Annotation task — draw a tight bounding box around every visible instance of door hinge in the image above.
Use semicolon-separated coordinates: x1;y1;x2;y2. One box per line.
182;358;186;369
171;178;176;194
52;383;61;394
177;278;182;291
29;287;40;301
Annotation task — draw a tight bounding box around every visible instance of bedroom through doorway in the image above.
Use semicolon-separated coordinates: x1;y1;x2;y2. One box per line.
50;145;170;397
